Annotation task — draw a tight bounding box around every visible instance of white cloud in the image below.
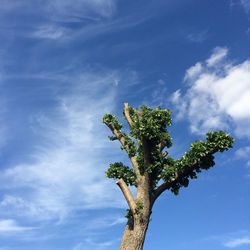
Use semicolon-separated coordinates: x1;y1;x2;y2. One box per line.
32;25;66;40
235;146;250;167
170;89;187;120
171;46;250;137
46;0;116;19
73;237;119;250
187;30;208;43
0;0;116;21
72;216;124;250
86;215;126;230
0;0;147;46
73;243;84;250
223;236;250;248
206;231;250;248
84;238;117;249
235;146;250;158
72;215;123;250
0;70;130;223
206;47;228;67
184;62;203;81
0;220;34;233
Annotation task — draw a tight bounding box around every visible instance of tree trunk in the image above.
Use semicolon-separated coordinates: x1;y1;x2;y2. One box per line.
119;215;150;250
119;150;152;250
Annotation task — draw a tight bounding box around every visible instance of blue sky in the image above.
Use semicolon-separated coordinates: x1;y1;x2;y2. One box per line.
0;0;249;249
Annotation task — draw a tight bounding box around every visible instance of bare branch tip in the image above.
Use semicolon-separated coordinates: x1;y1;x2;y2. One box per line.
163;151;168;158
116;178;122;185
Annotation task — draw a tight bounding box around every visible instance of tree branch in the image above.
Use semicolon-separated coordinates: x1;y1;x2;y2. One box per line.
123;103;134;127
162;151;168;158
116;178;136;214
106;124;140;177
142;137;151;170
158;140;168;152
152;161;198;204
135;109;151;172
124;103;142;152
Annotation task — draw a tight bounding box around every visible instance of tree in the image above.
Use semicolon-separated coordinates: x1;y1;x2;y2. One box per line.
103;103;234;250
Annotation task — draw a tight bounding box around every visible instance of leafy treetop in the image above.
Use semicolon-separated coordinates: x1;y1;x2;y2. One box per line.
103;104;234;199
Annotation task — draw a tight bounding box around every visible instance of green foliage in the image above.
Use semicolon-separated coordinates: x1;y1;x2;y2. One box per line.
135;200;144;217
105;162;137;186
161;130;235;195
103;113;137;157
131;106;173;178
103;114;123;132
122;134;137;157
130;106;172;145
103;105;234;196
135;200;144;210
125;209;133;219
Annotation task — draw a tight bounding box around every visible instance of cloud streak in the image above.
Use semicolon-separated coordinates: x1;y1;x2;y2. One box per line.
0;69;131;225
0;0;117;20
187;30;209;43
0;219;34;233
32;25;67;40
235;146;250;158
223;236;250;248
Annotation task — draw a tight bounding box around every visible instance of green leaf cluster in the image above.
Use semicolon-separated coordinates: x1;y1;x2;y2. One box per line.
103;114;123;132
160;130;234;195
103;105;234;196
135;200;144;217
105;162;137;186
121;134;137;157
130;106;173;181
130;106;172;144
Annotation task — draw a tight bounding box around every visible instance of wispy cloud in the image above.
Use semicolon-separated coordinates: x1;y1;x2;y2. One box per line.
230;0;250;14
240;0;250;13
71;215;124;250
206;47;228;67
184;62;203;81
84;238;118;250
73;237;119;250
223;236;250;248
0;1;24;11
187;30;209;43
46;0;116;20
235;146;250;158
73;243;84;250
235;146;250;168
0;0;117;20
32;25;67;40
171;46;250;137
0;69;132;225
86;215;126;230
0;0;149;50
0;220;34;233
204;231;250;249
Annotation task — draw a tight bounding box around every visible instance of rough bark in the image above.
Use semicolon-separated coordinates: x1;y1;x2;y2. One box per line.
119;215;150;250
119;106;153;249
119;173;152;250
